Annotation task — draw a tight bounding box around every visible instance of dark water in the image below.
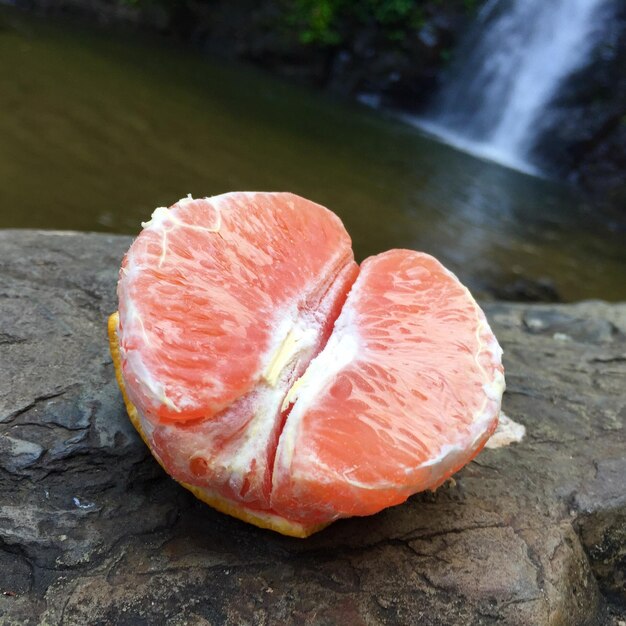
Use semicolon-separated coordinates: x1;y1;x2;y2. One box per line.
1;9;624;301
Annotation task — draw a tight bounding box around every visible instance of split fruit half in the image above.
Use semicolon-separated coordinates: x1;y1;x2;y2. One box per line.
108;192;505;537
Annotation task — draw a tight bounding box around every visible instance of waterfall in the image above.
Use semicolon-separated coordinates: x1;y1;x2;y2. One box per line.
413;0;613;175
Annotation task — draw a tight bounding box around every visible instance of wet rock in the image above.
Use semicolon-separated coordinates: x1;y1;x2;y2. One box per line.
522;308;616;343
1;230;625;625
0;437;44;473
490;276;563;304
531;1;626;198
575;457;626;607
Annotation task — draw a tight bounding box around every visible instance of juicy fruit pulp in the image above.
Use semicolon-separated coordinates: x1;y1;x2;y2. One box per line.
111;192;504;537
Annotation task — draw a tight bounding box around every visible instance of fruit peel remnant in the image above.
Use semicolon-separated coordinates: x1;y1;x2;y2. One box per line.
485;413;526;449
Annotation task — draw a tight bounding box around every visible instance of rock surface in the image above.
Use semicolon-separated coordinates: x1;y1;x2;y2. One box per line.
0;230;624;625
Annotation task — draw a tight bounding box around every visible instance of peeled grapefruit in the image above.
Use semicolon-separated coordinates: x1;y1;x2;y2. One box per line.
109;192;504;537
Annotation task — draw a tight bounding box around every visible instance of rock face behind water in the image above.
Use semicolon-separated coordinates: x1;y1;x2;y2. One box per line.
531;1;626;200
0;230;624;626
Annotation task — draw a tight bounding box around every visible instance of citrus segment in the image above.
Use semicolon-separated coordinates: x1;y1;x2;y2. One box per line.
271;250;504;524
118;192;355;422
116;192;357;508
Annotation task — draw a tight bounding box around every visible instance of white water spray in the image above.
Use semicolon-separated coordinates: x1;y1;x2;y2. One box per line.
412;0;612;174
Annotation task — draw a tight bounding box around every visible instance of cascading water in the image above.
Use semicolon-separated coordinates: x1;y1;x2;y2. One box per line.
413;0;613;175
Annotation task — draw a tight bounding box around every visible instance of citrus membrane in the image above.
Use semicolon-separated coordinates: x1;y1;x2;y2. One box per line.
110;192;504;537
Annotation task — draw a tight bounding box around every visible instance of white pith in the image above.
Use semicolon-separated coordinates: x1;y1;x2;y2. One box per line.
222;258;357;490
277;329;360;472
215;306;324;490
261;310;319;387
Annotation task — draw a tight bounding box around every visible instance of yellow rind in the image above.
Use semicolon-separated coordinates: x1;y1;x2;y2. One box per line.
107;312;328;538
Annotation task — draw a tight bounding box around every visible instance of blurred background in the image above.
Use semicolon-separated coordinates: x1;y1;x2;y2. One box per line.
1;0;624;301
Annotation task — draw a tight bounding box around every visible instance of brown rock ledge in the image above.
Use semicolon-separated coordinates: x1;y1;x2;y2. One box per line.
0;230;624;625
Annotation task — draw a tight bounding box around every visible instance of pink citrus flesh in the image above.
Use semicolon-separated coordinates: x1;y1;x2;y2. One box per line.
110;192;504;536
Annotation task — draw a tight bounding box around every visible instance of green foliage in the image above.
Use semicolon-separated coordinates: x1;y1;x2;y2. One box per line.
286;0;429;47
113;0;481;48
292;0;341;45
463;0;480;11
439;47;452;62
